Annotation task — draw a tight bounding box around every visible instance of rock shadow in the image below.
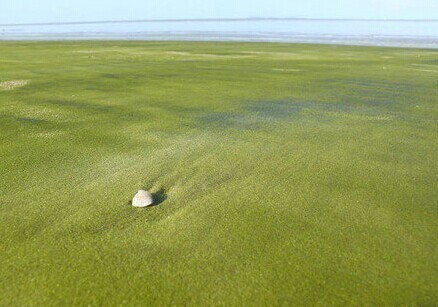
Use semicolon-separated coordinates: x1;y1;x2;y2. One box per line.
151;189;168;207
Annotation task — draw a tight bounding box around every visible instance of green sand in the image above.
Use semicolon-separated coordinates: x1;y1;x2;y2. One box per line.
0;41;437;305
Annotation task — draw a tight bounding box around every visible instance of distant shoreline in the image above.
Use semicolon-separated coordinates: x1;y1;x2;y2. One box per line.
1;32;437;49
2;17;438;27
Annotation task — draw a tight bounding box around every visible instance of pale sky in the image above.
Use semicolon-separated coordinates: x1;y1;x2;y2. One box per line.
0;0;437;24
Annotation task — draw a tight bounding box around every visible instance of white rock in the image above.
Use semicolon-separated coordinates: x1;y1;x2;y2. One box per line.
132;190;154;207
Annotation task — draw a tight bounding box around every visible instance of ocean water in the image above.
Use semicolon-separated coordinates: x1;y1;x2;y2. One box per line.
1;19;437;48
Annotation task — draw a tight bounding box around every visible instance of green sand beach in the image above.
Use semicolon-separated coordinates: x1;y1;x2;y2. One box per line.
1;41;437;305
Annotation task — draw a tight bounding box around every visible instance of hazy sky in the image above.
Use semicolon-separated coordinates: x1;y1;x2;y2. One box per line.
1;0;437;24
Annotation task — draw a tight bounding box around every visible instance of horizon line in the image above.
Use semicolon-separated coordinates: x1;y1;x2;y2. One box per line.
1;17;438;27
